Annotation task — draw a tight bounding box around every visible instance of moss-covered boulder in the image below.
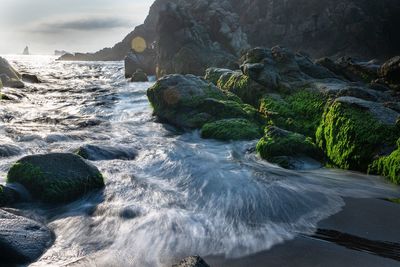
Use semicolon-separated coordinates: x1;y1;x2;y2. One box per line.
204;68;234;85
369;139;400;184
216;71;267;107
7;153;104;203
316;97;400;171
147;74;261;130
201;119;262;141
256;126;322;168
260;90;327;137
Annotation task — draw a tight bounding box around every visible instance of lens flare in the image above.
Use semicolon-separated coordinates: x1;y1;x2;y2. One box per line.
131;36;147;53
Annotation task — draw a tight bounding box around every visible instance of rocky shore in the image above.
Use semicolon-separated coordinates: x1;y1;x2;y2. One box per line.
146;46;400;184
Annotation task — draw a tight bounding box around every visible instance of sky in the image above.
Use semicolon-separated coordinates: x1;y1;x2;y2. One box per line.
0;0;154;55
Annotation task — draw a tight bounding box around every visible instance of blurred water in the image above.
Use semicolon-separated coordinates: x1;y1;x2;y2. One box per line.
0;55;399;267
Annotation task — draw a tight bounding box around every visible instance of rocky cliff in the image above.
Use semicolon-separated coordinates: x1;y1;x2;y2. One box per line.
60;0;400;75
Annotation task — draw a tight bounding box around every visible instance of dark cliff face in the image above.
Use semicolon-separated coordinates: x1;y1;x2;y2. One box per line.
231;0;400;59
60;0;400;63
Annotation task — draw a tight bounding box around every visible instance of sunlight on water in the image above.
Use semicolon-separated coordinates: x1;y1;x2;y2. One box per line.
0;55;399;266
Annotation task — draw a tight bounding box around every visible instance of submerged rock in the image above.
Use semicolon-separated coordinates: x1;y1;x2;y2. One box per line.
0;143;23;157
76;144;137;161
22;73;41;83
0;209;53;264
7;153;105;203
172;256;210;267
130;69;149;82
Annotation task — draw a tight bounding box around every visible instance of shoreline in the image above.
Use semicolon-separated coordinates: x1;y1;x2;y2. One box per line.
205;198;400;267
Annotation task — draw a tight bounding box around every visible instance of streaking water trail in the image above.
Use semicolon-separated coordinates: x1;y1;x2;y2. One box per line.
0;55;399;267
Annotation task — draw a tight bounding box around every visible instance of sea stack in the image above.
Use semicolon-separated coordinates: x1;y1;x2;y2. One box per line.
22;46;30;55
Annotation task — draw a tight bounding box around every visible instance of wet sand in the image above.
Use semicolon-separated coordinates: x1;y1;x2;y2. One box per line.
206;198;400;267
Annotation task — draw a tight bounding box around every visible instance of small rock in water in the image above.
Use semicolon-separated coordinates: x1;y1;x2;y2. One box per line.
7;153;105;203
0;209;53;264
172;256;210;267
22;73;41;83
0;143;23;157
0;184;20;206
76;144;138;161
119;207;141;220
131;69;149;82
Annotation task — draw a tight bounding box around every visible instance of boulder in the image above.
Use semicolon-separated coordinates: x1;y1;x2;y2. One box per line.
369;138;400;185
256;126;322;168
22;73;41;83
201;118;262;141
316;97;400;171
0;185;19;207
0;209;53;264
147;74;260;130
0;57;20;80
172;256;210;267
0;144;23;158
379;56;400;87
155;2;240;77
130;69;149;82
0;74;24;88
316;57;379;83
76;144;137;161
7;153;105;203
124;50;156;78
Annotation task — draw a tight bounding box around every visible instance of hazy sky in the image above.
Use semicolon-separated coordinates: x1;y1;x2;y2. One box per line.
0;0;154;55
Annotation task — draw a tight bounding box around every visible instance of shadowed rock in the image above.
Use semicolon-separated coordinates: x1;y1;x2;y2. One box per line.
0;209;53;264
173;256;210;267
76;144;138;161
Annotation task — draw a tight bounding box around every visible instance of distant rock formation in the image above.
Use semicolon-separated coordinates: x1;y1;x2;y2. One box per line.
22;46;29;55
54;50;69;56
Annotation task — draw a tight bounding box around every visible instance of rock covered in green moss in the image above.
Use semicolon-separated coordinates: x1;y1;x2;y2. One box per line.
260;90;327;137
7;153;105;203
201;118;262;141
256;126;322;168
204;68;234;85
147;74;261;130
216;71;267;107
369;139;400;184
316;97;400;171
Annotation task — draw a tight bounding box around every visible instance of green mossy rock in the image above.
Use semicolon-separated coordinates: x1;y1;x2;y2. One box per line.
260;90;327;137
147;74;262;129
369;139;400;184
7;153;104;203
316;99;400;171
217;72;267;107
204;68;234;85
256;126;322;168
201;118;262;141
